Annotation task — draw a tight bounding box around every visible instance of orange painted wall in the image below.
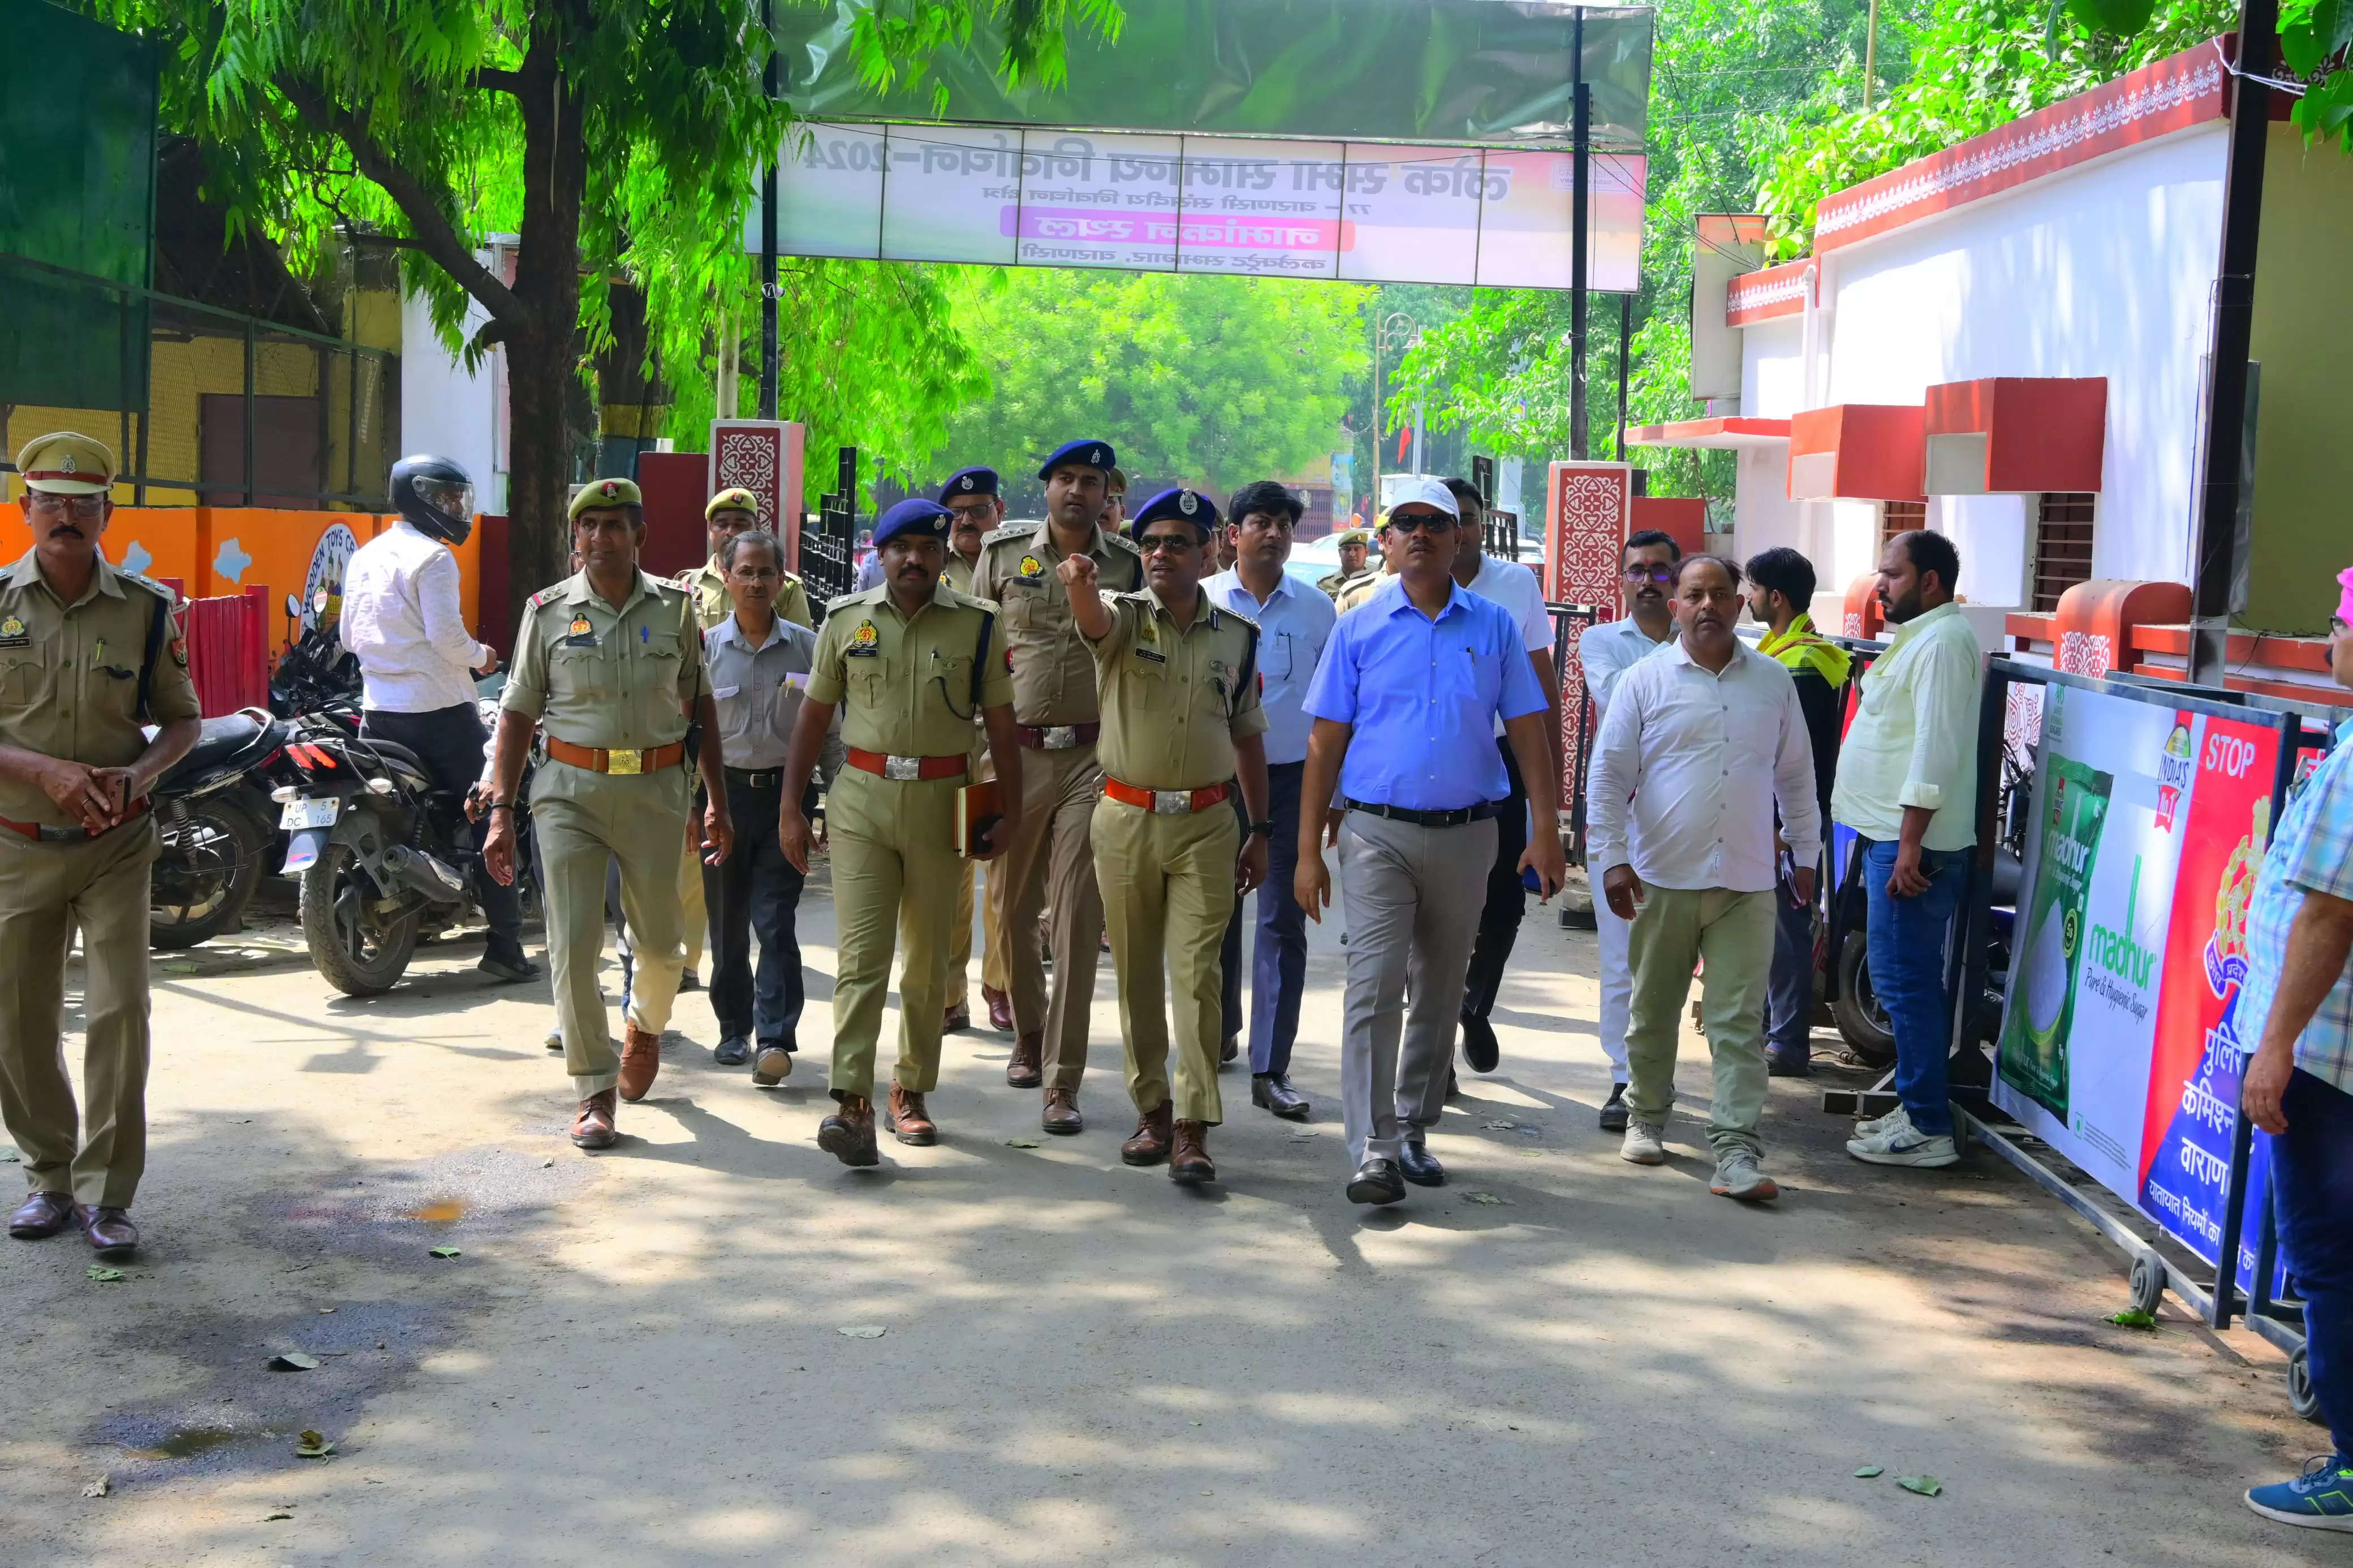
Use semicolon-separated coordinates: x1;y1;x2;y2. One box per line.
0;507;484;641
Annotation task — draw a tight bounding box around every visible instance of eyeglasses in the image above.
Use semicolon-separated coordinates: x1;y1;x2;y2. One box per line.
1385;513;1454;534
27;492;105;520
1137;534;1200;554
1623;563;1675;583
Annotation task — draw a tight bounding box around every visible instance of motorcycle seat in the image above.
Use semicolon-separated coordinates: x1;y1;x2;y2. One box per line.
1990;846;2024;908
154;712;274;785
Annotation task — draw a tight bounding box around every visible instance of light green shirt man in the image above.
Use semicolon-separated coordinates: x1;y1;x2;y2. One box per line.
1830;600;1981;852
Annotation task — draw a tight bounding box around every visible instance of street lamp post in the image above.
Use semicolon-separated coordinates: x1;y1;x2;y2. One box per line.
1371;309;1419;517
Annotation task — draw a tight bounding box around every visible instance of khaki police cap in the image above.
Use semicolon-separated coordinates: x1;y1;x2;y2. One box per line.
15;431;116;496
705;486;760;521
568;476;643;521
1333;528;1370;548
1107;466;1128;496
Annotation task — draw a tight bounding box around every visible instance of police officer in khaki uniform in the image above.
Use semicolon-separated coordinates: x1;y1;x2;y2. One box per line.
969;439;1143;1134
0;433;200;1258
933;466;1009;1033
1063;488;1270;1185
667;488;813;992
1334;518;1404;615
1317;527;1374;601
485;478;734;1150
775;499;1022;1166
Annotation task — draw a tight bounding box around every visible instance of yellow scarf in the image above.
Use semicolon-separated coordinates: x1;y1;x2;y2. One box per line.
1758;611;1852;688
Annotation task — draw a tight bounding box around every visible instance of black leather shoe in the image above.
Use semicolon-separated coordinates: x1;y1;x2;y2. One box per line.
714;1035;750;1066
1251;1073;1310;1121
1765;1046;1812;1078
1459;1011;1500;1073
1346;1157;1407;1206
1598;1082;1630;1132
1397;1140;1446;1187
1219;1033;1239;1065
479;943;540;983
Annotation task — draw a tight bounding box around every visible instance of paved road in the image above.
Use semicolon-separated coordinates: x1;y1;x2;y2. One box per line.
1;871;2335;1567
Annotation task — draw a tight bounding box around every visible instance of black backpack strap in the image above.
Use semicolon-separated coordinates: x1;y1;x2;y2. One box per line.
136;589;169;723
1234;616;1260;706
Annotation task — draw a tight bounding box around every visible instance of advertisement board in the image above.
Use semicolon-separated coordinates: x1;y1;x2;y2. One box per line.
755;124;1644;291
1992;681;2290;1281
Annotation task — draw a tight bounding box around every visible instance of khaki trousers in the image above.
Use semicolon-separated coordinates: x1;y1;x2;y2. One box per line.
536;767;691;1096
0;818;158;1208
1623;884;1776;1156
1094;797;1237;1125
998;742;1105;1087
829;768;963;1100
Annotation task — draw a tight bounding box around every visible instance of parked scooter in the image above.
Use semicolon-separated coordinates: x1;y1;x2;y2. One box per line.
264;702;536;996
147;706;291;948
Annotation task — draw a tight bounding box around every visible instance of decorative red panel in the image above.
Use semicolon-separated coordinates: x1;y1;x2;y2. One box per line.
183;586;269;717
1545;461;1634;813
708;420;807;569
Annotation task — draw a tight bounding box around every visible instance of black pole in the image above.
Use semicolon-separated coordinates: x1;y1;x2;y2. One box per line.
2188;5;2274;686
1614;291;1631;461
1568;8;1589;461
758;0;781;420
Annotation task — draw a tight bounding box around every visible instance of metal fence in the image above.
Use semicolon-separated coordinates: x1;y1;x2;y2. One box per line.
0;252;396;510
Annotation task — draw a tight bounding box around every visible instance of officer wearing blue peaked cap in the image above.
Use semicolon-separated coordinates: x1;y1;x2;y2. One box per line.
872;498;952;547
938;466;999;502
1036;439;1117;481
1131;487;1222;539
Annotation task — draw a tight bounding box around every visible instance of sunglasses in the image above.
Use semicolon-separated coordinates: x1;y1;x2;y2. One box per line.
1137;533;1202;554
1623;563;1675;583
1386;513;1455;535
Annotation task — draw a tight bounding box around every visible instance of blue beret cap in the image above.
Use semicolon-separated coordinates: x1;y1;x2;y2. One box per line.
1132;487;1222;539
1036;439;1116;481
938;466;1000;503
873;498;953;548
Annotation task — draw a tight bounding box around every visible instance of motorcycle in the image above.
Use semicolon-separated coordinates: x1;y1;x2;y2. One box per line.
264;700;537;996
146;706;291;949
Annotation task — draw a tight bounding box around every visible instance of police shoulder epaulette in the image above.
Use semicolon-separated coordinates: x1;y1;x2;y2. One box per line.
527;585;567;612
118;569;175;604
982;521;1041;547
1102;530;1142;556
1216;604;1262;636
824;586;879;615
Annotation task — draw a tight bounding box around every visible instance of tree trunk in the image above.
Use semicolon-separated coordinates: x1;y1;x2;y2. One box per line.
498;14;590;638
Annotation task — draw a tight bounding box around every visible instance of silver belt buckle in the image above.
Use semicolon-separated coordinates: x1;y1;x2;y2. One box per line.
1041;725;1079;749
884;754;921;781
1153;790;1192;815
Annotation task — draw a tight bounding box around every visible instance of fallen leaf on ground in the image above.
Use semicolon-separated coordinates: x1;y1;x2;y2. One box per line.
838;1325;887;1339
81;1475;108;1498
294;1431;334;1458
2105;1309;2157;1329
1005;1138;1040;1149
268;1351;321;1371
1466;1192;1509;1206
428;1246;462;1259
1480;1121;1518;1131
1854;1466;1883;1479
1895;1475;1942;1497
161;962;198;974
87;1266;124;1283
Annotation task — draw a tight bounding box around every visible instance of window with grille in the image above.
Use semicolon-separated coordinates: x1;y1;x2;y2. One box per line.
2032;492;2097;612
1880;499;1926;547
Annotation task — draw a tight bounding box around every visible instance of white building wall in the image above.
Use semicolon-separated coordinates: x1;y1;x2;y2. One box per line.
1813;125;2228;603
398;282;505;512
1740;317;1805;419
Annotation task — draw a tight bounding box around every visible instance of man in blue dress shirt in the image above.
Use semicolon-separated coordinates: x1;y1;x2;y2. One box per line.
1207;480;1337;1120
1297;478;1566;1206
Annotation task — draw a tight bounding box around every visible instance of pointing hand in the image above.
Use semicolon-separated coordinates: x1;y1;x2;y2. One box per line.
1057;552;1098;592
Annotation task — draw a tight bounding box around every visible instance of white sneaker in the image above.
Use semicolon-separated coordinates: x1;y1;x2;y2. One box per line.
1619;1121;1667;1165
1710;1148;1779;1202
1855;1104;1912;1139
1847;1122;1959;1167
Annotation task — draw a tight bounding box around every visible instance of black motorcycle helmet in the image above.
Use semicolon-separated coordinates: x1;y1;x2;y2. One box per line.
390;453;477;546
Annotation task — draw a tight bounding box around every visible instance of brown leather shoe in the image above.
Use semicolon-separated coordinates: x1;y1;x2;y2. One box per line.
818;1095;881;1168
751;1043;794;1087
1121;1100;1174;1166
943;1004;971;1033
76;1205;139;1257
1170;1121;1215;1185
571;1089;618;1150
618;1023;662;1102
1006;1030;1043;1089
886;1085;938;1146
1041;1087;1084;1135
8;1191;75;1240
984;985;1014;1033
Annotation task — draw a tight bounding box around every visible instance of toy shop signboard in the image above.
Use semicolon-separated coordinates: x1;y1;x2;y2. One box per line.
1993;679;2292;1289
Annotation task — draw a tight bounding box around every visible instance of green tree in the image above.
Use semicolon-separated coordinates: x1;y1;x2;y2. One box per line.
83;0;1109;627
937;267;1370;511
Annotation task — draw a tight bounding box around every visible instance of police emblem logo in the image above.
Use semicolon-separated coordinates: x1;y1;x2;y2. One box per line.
601;480;618;498
959;476;974;490
0;617;21;638
848;617;881;656
59;455;78;474
854;620;878;644
1089;448;1104;465
567;615;592;638
1177;491;1197;516
1018;554;1044;578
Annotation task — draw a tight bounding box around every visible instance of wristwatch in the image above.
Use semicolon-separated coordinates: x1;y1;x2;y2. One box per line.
1246;820;1273;837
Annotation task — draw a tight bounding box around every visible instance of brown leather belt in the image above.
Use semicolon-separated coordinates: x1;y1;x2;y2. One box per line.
0;797;151;843
1015;722;1100;750
545;737;686;776
846;748;968;781
1104;777;1231;815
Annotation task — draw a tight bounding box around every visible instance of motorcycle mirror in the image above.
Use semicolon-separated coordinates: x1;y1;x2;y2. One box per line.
285;593;301;620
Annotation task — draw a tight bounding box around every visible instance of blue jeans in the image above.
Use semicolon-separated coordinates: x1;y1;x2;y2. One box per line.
2272;1068;2353;1456
1219;762;1308;1075
1765;866;1815;1056
1861;837;1969;1137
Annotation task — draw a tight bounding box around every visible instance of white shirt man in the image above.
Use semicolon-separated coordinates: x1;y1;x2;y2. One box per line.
1586;555;1819;1202
341;520;494;712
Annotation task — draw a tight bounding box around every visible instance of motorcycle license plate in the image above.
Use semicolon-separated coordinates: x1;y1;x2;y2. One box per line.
279;797;342;831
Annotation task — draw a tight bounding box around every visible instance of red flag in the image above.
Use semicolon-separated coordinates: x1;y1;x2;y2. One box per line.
1396;427;1411;464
